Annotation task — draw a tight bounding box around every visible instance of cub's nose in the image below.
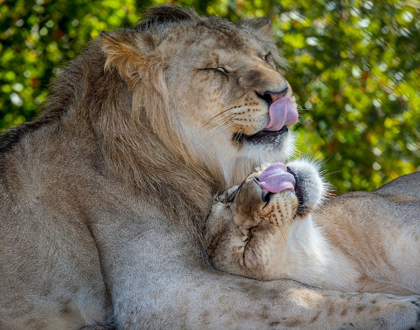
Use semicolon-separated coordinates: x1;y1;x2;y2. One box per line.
263;86;288;103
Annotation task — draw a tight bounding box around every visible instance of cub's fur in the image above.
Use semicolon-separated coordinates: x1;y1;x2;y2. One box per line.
205;162;420;295
1;6;419;330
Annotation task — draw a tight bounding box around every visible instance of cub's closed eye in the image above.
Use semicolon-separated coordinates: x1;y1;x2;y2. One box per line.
216;67;229;74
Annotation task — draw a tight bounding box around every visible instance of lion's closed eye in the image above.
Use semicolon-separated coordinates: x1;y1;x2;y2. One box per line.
202;67;230;75
261;52;271;62
261;52;275;67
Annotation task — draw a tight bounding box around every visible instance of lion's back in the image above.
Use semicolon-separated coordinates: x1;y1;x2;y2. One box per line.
375;171;420;198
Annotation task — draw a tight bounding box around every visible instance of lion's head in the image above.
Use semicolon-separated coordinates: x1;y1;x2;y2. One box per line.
99;6;298;188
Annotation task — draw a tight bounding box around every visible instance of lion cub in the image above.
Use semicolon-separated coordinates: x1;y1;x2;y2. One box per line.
205;161;420;295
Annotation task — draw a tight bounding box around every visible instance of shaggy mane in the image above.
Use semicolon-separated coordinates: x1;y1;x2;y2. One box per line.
135;6;199;30
0;6;200;154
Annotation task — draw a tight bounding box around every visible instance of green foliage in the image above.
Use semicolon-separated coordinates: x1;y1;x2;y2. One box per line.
0;0;141;128
1;0;419;193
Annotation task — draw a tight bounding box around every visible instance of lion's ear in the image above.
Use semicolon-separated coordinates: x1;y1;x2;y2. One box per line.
101;31;157;87
238;17;273;37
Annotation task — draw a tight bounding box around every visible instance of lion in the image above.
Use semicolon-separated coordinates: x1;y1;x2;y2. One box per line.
205;161;420;296
0;6;419;330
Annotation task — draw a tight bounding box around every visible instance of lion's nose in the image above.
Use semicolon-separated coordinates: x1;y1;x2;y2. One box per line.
263;86;288;103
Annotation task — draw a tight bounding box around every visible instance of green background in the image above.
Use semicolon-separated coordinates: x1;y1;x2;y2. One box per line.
1;0;419;193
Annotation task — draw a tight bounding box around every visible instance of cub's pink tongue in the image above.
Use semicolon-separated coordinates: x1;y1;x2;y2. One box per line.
264;97;298;131
258;163;295;193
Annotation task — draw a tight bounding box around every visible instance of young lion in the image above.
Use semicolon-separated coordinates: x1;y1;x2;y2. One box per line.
2;6;420;329
205;161;420;295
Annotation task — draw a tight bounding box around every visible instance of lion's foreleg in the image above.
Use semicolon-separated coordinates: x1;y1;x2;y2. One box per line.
112;263;420;330
95;216;420;330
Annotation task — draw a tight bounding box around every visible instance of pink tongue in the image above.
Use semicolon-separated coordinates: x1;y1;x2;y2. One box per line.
258;163;295;193
264;97;298;131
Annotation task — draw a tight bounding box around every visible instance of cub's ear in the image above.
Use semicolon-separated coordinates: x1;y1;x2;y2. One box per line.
100;31;158;87
238;17;273;37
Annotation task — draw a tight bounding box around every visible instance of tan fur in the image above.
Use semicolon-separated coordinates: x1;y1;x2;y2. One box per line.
1;6;419;330
205;163;420;296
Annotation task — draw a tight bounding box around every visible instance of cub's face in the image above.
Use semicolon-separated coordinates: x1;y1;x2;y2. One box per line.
208;160;326;236
163;18;298;186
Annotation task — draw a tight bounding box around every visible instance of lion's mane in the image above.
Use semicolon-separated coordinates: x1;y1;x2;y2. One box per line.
1;7;221;231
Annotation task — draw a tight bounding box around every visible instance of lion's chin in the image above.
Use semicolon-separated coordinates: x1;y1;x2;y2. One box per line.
233;126;289;145
237;125;295;159
217;130;295;187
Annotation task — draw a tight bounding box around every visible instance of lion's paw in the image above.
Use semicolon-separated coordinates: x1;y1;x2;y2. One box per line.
348;295;420;330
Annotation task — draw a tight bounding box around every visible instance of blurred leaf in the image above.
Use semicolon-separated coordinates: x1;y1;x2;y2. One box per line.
1;0;419;193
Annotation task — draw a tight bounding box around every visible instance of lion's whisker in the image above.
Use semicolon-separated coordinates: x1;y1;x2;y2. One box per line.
201;111;240;130
200;123;233;142
233;128;245;144
202;105;241;127
201;114;236;132
200;119;231;139
199;113;240;140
